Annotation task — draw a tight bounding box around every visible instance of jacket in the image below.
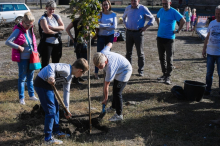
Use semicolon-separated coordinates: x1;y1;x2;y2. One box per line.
12;23;37;62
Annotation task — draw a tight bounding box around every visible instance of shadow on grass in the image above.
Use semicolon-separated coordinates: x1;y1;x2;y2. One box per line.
176;35;204;44
0;78;17;92
72;91;220;145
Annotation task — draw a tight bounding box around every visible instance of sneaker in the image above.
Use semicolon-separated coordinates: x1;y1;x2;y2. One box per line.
45;137;63;145
29;96;39;101
165;77;171;85
108;113;123;122
204;91;210;95
157;75;166;80
106;106;115;113
19;98;25;105
138;72;144;77
53;131;70;139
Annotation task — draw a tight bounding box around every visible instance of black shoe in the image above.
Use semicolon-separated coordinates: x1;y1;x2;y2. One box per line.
79;77;87;82
72;77;82;85
204;91;210;95
157;75;166;80
164;77;171;85
137;72;144;77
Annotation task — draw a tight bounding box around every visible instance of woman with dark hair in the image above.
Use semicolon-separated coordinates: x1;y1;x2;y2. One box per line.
94;0;117;79
66;17;87;84
38;0;64;69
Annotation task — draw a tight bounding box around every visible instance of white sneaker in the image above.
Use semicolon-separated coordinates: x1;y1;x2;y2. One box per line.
108;113;123;122
29;96;39;101
106;106;115;113
19;99;25;105
45;137;63;145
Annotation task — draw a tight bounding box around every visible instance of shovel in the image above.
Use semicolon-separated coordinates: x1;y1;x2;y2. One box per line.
51;84;72;118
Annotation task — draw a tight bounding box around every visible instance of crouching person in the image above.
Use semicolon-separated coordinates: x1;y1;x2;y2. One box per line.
93;43;132;122
34;58;89;144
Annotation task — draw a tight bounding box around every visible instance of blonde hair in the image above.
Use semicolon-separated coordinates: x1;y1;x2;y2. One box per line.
93;52;107;66
192;8;196;15
187;7;191;17
46;0;57;8
22;12;35;22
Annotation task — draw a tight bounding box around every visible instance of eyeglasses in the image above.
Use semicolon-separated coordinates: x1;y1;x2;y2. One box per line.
24;22;33;27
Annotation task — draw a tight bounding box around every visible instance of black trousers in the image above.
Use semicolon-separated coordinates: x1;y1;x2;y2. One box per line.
157;37;174;77
41;42;62;69
111;79;127;115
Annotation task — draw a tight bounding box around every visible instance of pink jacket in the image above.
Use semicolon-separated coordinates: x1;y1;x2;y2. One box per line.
11;23;37;62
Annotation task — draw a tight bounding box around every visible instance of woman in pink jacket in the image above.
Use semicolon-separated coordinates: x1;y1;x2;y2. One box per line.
5;12;39;105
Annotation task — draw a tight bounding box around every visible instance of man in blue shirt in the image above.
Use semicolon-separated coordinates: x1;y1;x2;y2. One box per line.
156;0;185;84
123;0;155;77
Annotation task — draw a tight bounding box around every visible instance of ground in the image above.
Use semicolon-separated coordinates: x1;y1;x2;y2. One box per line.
0;6;220;146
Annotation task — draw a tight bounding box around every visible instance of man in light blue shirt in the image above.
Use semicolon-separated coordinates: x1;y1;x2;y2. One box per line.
156;0;185;85
123;0;155;77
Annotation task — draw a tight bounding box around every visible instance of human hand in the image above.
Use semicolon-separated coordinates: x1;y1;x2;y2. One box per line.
64;111;72;119
47;77;55;85
18;46;24;52
48;25;54;30
140;26;147;32
202;48;207;58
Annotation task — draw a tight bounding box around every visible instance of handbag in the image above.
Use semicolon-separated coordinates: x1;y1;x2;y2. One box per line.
24;33;42;70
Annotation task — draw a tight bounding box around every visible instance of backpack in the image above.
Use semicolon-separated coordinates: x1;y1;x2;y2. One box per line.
38;13;59;39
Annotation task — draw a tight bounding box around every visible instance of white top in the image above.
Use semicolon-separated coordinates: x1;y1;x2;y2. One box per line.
101;46;132;82
39;14;61;44
206;20;220;55
98;12;117;36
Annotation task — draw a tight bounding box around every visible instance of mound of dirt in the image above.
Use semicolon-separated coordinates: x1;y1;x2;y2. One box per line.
18;104;109;139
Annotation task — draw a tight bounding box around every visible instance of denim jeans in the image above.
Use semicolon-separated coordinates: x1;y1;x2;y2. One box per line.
17;59;35;99
205;54;220;93
95;34;114;73
111;79;127;115
34;86;60;140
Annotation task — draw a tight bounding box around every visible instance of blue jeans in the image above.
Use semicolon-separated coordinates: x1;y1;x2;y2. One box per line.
17;59;35;99
34;86;60;140
95;34;114;73
205;54;220;93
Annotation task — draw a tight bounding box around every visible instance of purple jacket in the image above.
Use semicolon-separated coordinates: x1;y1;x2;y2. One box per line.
11;23;37;62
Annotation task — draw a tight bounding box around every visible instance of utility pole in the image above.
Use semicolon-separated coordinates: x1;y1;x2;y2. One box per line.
40;0;42;9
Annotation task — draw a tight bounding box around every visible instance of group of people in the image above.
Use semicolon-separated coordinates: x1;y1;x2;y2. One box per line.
4;0;220;144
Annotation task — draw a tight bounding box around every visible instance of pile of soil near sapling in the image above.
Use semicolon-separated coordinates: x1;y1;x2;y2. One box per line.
18;104;109;139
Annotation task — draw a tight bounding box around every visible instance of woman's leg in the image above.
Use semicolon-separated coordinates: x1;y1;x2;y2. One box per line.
51;44;61;63
41;43;53;69
17;59;29;100
27;62;35;98
95;36;106;74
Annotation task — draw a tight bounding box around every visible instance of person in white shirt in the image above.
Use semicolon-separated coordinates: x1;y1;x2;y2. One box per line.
93;43;132;122
202;5;220;95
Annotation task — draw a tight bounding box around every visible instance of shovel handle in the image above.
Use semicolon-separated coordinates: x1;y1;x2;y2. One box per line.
51;84;71;116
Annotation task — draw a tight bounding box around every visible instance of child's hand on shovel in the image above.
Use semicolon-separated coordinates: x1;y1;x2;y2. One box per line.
48;77;55;85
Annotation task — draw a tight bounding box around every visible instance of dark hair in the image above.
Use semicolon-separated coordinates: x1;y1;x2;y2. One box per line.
72;58;89;73
102;0;111;12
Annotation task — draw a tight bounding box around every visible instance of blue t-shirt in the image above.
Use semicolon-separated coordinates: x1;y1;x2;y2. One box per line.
157;7;183;39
